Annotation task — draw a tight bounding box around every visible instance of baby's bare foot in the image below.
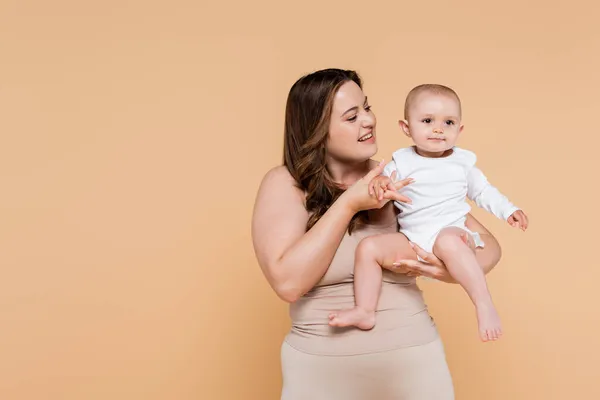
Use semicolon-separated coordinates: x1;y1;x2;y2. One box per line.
328;307;375;330
476;302;503;342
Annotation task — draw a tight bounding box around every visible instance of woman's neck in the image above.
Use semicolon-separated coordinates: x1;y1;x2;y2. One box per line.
327;158;372;188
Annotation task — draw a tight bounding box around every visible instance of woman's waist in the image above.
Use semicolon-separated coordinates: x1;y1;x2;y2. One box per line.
286;281;438;355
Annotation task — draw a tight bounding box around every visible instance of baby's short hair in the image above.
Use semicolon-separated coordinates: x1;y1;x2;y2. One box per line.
404;84;461;119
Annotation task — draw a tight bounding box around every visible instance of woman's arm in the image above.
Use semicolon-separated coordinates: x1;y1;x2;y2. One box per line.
251;166;354;303
251;163;411;303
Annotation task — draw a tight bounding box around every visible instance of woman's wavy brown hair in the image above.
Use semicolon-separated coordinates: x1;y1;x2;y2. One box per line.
283;68;367;233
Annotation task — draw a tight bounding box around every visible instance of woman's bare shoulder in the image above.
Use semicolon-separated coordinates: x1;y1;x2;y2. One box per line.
256;165;306;208
263;165;294;183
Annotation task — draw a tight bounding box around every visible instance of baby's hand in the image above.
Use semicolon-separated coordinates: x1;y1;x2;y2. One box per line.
368;171;412;201
368;175;393;201
507;210;529;231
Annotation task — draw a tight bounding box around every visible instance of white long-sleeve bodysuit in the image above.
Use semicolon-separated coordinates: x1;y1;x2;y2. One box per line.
383;146;519;253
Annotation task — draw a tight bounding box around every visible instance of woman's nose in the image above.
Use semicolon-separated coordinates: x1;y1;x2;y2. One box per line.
361;113;375;127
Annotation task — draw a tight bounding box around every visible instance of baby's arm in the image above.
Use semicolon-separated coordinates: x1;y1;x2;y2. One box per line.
467;166;527;229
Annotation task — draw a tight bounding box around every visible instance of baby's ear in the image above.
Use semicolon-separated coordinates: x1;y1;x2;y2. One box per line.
398;120;410;137
459;124;464;134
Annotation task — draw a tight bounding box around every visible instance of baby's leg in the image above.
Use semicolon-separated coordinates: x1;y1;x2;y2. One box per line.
433;227;502;342
328;232;414;330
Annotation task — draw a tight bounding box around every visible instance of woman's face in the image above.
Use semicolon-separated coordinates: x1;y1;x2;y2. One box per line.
326;81;377;164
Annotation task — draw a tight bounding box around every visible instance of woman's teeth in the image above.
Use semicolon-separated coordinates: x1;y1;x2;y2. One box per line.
358;133;373;142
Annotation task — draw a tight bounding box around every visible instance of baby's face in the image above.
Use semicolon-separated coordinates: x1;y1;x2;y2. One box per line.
401;93;463;156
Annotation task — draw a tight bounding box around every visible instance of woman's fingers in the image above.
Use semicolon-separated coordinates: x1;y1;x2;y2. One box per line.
375;183;384;200
388;262;419;277
391;241;454;283
393;260;439;278
393;177;414;190
408;241;443;266
387;171;398;191
380;183;388;200
363;159;385;182
383;191;412;204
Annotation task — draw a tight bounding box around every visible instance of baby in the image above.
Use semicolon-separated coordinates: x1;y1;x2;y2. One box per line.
329;84;528;341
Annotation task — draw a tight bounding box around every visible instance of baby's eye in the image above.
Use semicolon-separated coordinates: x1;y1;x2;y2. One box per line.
445;120;455;125
422;118;431;123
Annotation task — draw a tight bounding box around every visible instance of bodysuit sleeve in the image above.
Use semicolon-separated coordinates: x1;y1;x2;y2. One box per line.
382;159;399;179
466;166;520;221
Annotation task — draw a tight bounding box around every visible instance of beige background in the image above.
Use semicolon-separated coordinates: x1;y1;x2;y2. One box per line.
1;1;599;399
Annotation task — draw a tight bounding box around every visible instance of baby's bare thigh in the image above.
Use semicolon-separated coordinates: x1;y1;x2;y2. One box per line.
433;226;476;256
359;232;417;268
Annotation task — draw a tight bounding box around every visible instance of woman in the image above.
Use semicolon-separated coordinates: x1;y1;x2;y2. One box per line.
251;69;501;399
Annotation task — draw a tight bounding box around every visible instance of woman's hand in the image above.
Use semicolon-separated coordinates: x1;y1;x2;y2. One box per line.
390;242;454;283
389;234;470;283
342;160;413;213
368;170;410;201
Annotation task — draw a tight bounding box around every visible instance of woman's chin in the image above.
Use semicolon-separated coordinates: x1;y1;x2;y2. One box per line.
357;142;378;158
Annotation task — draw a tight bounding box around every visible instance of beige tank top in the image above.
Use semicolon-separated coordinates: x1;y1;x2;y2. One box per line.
284;221;439;356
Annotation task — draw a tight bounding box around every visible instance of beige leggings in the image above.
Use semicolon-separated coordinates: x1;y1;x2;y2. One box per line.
281;338;454;400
